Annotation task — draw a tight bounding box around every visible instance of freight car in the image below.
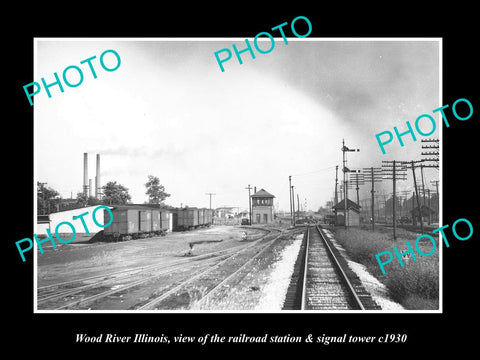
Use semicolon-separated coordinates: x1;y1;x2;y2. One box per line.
103;205;171;241
172;207;214;231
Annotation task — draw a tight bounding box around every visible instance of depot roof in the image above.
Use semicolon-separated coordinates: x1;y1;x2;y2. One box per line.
251;189;275;198
332;198;361;212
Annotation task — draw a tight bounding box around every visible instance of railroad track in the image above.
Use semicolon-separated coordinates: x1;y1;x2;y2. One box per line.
37;227;278;310
283;225;380;310
135;228;285;310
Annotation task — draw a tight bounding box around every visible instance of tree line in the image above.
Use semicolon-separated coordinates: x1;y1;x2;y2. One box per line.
37;175;170;214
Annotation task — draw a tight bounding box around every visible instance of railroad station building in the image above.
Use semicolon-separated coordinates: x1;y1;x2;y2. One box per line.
251;188;275;224
332;198;361;227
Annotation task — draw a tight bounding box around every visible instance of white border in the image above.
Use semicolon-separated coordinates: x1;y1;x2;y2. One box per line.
33;37;443;314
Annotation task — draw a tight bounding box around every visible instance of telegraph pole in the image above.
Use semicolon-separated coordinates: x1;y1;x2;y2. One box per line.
420;164;426;209
382;160;407;240
297;193;300;222
363;167;382;231
350;172;364;206
431;179;440;222
289;176;293;225
410;161;424;233
291;185;296;226
334;166;338;225
205;192;216;210
245;185;252;225
427;188;431;225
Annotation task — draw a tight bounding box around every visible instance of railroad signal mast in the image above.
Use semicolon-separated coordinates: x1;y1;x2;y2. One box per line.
382;160;407;240
341;139;360;230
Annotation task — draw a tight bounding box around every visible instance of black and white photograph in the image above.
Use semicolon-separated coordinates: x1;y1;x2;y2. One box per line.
7;7;478;354
33;38;441;313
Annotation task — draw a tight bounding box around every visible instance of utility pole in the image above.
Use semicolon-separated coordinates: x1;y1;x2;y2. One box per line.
297;193;300;223
412;192;416;226
382;160;407;240
431;179;440;223
334;166;338;225
245;185;252;225
289;176;293;225
205;192;216;210
291;185;296;226
350;172;364;206
363;167;382;231
410;160;424;233
427;188;431;225
420;164;426;209
341;139;360;230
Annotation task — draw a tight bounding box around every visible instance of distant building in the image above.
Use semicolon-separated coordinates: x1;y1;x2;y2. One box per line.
251;188;275;224
215;207;238;219
410;205;436;225
332;198;361;227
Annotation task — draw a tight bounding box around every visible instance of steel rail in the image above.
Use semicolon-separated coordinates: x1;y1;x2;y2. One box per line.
53;257;223;310
300;227;310;310
314;225;365;310
38;246;245;304
191;231;285;309
39;228;276;309
137;230;282;310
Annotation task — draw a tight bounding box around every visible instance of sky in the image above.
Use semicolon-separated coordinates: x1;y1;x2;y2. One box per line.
35;38;440;212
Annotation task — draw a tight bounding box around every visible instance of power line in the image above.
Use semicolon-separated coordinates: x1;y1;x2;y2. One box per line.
290;165;336;177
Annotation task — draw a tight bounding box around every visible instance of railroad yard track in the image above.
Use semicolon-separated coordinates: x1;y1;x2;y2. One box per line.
283;225;381;310
135;228;286;310
37;227;284;310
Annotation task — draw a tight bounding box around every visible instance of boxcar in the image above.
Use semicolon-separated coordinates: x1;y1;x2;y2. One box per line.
205;208;213;226
139;210;152;233
103;205;170;241
173;207;204;231
198;208;205;226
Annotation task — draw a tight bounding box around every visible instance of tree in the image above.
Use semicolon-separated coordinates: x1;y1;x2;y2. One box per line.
76;193;102;207
145;175;170;204
37;182;59;215
102;181;132;205
76;192;89;207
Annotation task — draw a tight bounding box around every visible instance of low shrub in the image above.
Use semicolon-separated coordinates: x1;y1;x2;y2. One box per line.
334;227;439;310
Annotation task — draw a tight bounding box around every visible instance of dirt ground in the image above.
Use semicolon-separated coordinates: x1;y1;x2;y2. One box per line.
37;226;266;287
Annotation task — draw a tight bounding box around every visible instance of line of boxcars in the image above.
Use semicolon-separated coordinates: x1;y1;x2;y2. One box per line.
103;205;214;241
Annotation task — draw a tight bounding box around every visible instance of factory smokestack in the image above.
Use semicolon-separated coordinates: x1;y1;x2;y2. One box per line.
83;153;88;196
95;154;101;199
